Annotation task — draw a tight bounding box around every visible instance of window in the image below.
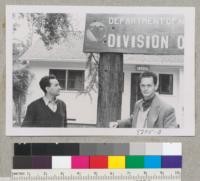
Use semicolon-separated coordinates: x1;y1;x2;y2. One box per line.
49;69;85;91
159;74;173;94
49;69;66;89
67;70;84;91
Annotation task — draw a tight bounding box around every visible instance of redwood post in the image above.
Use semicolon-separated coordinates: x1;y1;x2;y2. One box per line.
97;53;123;127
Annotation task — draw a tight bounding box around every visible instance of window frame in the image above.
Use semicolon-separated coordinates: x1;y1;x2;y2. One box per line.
49;69;85;91
158;73;173;95
49;69;66;90
67;70;85;91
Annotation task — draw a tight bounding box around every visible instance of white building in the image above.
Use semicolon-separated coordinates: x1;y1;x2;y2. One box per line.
20;32;184;127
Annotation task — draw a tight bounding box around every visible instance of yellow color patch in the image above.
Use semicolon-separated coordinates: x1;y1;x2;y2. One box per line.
108;156;125;169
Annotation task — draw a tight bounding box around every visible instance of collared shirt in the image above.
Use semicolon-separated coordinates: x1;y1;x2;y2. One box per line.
136;104;150;128
142;94;155;111
43;96;58;112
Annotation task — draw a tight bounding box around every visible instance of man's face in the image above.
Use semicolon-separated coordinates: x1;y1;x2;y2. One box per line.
46;79;61;97
140;77;157;100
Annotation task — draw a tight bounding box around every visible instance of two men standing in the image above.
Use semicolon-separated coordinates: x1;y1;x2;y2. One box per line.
22;71;177;128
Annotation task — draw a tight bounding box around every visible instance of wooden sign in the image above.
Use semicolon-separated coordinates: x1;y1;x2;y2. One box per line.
83;14;184;55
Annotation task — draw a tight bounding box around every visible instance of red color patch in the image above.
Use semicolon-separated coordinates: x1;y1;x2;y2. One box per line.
89;156;108;168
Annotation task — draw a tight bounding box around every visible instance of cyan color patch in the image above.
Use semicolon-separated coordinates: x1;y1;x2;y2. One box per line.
144;156;161;168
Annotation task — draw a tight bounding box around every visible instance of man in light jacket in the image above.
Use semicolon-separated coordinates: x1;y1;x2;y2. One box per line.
112;71;177;128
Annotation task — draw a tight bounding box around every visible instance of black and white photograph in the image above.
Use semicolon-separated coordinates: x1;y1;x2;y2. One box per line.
6;6;195;136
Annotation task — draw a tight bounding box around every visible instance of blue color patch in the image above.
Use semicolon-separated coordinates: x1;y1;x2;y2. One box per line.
144;156;161;168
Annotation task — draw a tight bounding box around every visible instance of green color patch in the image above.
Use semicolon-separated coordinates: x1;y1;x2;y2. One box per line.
126;156;144;168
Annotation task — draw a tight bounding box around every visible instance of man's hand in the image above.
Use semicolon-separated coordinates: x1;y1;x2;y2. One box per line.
109;121;119;128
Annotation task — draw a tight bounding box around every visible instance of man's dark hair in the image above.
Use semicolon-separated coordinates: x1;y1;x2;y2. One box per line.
39;74;57;93
139;71;158;85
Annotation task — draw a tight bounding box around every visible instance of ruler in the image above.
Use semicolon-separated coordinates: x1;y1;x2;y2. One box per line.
11;169;181;181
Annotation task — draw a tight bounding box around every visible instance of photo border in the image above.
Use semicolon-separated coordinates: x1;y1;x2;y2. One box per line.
6;5;195;136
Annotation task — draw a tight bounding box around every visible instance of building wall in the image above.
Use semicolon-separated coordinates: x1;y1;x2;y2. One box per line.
25;60;183;126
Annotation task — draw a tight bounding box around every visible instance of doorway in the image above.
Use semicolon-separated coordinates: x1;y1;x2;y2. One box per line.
130;73;143;114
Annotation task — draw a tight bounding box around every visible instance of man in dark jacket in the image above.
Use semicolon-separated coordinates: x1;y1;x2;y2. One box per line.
22;75;67;127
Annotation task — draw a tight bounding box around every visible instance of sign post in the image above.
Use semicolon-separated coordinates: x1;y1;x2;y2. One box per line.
97;53;123;127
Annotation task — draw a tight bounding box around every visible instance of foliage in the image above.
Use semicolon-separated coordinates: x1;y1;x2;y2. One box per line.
13;68;34;126
76;53;99;101
85;53;99;91
12;13;71;125
13;40;31;64
13;68;33;104
31;13;72;49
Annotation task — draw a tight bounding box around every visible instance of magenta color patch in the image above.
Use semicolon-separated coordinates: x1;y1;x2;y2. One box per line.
71;156;89;169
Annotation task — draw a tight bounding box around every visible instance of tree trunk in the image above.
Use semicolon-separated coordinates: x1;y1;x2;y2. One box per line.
17;98;22;126
97;53;123;127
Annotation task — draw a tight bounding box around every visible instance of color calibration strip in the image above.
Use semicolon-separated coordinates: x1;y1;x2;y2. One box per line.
13;155;182;169
13;143;182;169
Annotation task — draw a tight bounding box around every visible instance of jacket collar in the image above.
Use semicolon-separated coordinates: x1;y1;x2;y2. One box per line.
43;96;58;106
132;94;161;128
147;95;161;128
